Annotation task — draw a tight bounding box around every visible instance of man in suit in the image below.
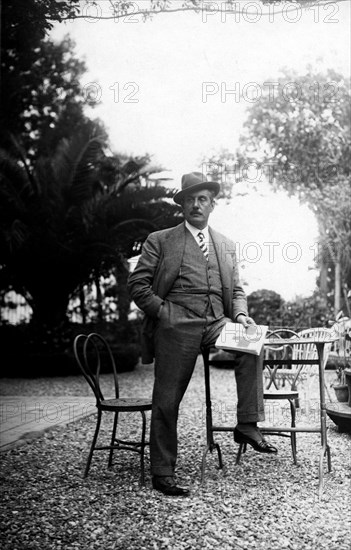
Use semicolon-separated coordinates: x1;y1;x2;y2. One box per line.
128;172;277;496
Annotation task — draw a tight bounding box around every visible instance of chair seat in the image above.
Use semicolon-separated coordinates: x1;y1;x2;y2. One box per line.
264;390;299;399
100;397;152;412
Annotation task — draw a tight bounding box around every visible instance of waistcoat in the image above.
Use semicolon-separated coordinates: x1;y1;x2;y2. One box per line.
167;229;224;318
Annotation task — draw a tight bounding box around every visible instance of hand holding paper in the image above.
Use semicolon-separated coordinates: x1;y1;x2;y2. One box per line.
215;323;269;356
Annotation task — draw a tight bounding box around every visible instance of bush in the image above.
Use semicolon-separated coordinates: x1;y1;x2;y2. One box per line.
279;293;334;330
0;320;141;377
247;289;334;331
248;289;283;326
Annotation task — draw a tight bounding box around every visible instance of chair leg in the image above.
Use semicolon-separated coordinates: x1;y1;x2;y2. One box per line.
235;442;246;465
289;399;297;465
291;383;300;409
201;444;210;483
215;443;223;470
140;411;147;486
201;441;223;483
84;410;102;478
108;412;119;468
326;444;332;473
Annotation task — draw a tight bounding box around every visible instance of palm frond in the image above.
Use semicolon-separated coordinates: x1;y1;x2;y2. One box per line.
50;131;105;205
9;134;38;193
0;149;36;215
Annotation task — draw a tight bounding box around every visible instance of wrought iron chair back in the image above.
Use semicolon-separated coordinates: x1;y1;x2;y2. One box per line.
264;328;299;390
261;328;303;464
265;327;334;391
293;327;333;372
291;327;334;402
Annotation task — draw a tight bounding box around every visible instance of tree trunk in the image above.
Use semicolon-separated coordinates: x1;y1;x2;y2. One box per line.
79;284;87;325
342;284;351;317
94;271;104;323
115;258;130;327
334;260;341;315
319;259;328;296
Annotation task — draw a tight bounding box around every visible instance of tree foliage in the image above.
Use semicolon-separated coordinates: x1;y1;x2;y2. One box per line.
233;68;351;313
279;292;334;329
1;1;80;122
241;69;350;199
46;1;349;23
248;288;334;329
1;0;182;337
0;131;180;328
248;289;283;326
1;5;100;162
2;0;345;37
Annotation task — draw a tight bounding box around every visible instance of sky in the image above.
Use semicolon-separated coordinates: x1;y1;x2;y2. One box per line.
51;1;350;300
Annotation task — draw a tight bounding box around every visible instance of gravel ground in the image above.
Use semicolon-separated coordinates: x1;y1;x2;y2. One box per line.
1;359;351;550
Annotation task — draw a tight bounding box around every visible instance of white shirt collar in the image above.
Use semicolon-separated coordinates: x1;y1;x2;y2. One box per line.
185;221;209;242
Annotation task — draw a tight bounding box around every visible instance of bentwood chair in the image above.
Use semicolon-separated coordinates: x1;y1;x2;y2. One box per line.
73;333;152;485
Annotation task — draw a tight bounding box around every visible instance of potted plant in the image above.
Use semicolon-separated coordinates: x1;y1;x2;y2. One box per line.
327;313;351;432
331;319;351;403
332;361;349;402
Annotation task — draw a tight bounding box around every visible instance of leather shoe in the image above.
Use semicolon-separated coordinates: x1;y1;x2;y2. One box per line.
152;476;190;496
234;427;278;454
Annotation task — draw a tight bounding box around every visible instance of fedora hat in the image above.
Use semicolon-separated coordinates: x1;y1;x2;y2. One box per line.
173;172;220;205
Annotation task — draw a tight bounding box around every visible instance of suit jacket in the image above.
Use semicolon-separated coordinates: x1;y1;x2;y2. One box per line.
128;222;248;363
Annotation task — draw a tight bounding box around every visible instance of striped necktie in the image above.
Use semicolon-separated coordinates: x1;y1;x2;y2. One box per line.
197;232;209;260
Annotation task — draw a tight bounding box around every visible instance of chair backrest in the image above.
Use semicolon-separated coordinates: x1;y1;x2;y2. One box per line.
293;327;333;369
73;333;119;404
264;329;299;390
265;328;299;360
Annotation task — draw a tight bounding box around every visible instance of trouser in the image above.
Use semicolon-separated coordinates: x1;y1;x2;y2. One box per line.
150;300;265;476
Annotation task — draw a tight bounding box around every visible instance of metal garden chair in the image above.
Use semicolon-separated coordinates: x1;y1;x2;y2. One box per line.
201;330;300;475
73;333;152;485
259;327;333;464
260;328;300;464
294;327;334;402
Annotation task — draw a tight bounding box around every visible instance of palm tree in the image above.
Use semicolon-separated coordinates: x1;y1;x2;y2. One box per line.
0;130;181;331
